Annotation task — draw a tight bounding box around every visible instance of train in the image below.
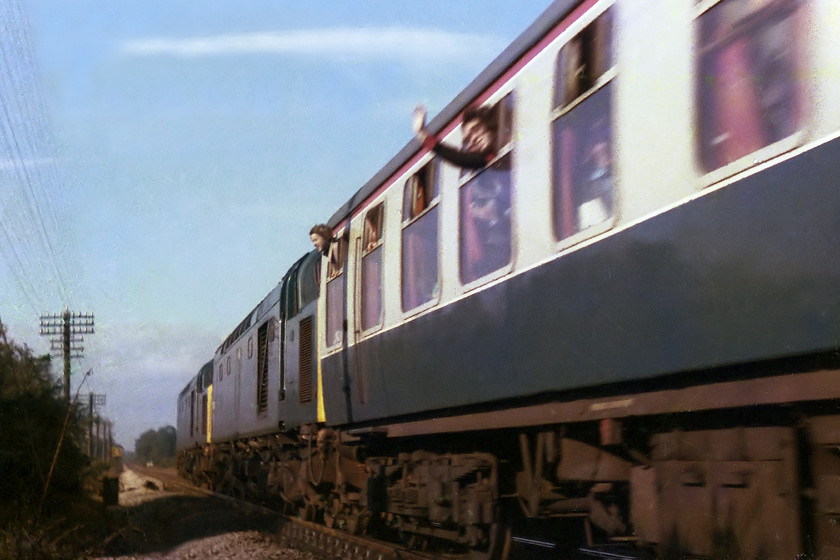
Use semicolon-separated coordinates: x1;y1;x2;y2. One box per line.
176;0;840;558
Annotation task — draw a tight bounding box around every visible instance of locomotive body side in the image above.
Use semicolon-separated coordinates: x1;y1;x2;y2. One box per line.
175;360;212;479
275;250;322;429
175;381;194;452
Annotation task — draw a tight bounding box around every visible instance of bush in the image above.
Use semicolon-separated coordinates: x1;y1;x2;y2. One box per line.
0;320;106;558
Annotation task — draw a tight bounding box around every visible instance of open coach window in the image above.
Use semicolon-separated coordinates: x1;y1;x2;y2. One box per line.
325;235;346;348
551;7;615;241
458;95;514;285
696;0;804;172
402;161;440;311
360;204;384;331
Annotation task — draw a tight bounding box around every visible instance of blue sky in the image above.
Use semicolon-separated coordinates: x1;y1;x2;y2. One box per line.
1;1;551;447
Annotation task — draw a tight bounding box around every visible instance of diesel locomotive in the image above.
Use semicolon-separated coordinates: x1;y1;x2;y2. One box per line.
177;0;840;557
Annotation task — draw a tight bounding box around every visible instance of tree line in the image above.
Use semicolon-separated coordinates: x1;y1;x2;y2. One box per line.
133;425;176;466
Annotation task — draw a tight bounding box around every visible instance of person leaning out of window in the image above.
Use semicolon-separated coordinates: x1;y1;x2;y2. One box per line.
412;104;497;169
310;223;341;278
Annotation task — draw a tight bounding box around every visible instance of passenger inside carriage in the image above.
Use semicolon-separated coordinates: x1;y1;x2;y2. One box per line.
363;207;382;252
578;128;614;230
461;170;511;281
412;104;497;169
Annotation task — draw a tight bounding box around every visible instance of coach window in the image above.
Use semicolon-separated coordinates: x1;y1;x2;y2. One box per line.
551;7;615;241
459;95;514;285
325;234;346;348
218;363;223;382
248;336;253;359
226;356;231;376
360;203;384;331
695;0;804;172
402;161;440;311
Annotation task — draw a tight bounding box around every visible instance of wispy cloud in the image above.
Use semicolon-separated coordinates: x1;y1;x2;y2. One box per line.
120;27;503;64
82;321;221;446
0;157;54;170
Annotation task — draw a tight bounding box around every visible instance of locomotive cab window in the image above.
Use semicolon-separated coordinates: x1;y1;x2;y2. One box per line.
297;251;320;310
402;161;440;311
459;95;514;286
325;234;346;348
695;0;805;173
551;7;616;242
360;204;384;331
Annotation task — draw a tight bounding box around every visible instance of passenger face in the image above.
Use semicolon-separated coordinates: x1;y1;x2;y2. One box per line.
592;141;610;169
311;233;327;252
470;197;497;222
463;119;494;153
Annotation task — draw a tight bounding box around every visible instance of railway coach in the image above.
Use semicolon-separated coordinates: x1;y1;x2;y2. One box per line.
179;0;840;557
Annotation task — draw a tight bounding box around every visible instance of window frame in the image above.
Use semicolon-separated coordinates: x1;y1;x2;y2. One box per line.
401;159;442;315
359;202;385;335
362;203;384;256
324;232;347;352
550;4;619;250
457;93;516;289
692;0;807;187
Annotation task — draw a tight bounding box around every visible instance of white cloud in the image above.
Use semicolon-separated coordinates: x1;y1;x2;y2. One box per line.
120;27;503;64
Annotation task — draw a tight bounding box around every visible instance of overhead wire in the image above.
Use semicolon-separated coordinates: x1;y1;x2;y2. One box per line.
0;228;42;315
0;13;69;300
12;0;78;290
0;0;78;316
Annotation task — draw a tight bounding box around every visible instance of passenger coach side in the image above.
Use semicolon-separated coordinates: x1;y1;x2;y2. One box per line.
317;0;836;427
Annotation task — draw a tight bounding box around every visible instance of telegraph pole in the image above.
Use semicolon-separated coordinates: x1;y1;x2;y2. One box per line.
87;392;105;456
39;309;94;402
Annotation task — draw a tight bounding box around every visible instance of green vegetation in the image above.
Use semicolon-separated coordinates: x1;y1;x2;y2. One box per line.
134;425;176;468
0;319;110;559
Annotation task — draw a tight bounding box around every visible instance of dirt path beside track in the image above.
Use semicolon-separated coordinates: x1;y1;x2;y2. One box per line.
91;468;319;560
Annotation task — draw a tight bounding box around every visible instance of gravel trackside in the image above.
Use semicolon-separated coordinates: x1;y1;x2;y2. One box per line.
92;469;319;560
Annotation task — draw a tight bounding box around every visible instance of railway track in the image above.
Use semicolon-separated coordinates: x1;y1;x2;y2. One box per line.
126;465;469;560
128;465;642;560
